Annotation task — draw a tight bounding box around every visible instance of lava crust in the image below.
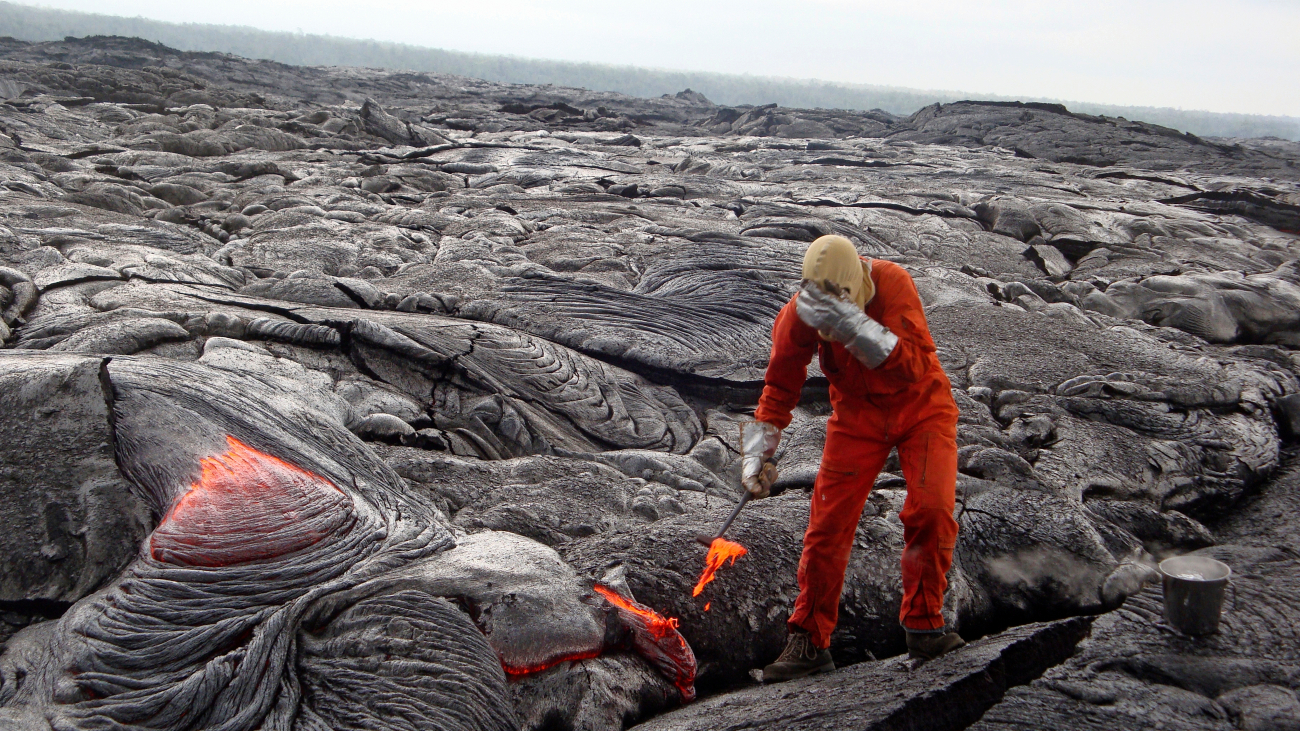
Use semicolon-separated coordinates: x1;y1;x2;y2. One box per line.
0;34;1297;731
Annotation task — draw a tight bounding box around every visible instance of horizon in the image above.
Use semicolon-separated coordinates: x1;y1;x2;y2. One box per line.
11;0;1299;119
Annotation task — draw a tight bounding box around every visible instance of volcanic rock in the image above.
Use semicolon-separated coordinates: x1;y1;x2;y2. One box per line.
971;453;1300;731
0;33;1297;731
630;616;1093;731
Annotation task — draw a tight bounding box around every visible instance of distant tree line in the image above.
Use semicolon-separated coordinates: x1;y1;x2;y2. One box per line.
1;1;1296;141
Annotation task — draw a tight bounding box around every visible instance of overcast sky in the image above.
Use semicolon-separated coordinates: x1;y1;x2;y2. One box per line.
27;0;1300;116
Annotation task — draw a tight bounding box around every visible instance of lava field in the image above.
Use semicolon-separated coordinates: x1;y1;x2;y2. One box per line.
0;35;1298;731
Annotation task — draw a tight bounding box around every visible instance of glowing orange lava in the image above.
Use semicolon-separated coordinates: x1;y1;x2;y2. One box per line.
593;584;696;702
150;435;352;567
593;584;680;639
692;537;747;597
500;587;691;681
501;650;603;677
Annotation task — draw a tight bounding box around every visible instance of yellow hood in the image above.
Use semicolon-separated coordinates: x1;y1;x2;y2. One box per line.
801;235;873;310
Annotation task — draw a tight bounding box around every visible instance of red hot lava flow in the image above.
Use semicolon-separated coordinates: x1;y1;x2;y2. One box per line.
692;537;747;601
593;584;697;701
496;586;696;702
149;435;353;567
500;650;603;677
593;584;680;638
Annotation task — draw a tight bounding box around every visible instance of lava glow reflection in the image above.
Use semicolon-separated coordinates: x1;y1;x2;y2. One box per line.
692;537;747;600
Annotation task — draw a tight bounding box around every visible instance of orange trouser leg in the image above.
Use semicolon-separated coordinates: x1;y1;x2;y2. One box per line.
896;427;959;631
789;407;960;646
788;411;891;649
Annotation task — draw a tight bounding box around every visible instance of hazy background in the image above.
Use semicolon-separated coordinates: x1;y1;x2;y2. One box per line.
3;0;1298;140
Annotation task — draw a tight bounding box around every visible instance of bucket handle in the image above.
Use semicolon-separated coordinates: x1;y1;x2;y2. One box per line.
1226;579;1237;612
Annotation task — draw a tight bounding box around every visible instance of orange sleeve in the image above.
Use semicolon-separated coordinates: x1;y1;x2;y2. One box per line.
869;262;936;383
753;295;818;430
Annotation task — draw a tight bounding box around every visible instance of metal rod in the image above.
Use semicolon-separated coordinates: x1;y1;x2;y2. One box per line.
714;491;751;538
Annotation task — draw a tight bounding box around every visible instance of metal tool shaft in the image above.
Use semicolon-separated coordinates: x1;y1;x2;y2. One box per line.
715;491;752;537
696;491;752;546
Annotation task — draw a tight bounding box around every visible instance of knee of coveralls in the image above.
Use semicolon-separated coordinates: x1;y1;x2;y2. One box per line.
895;426;959;632
789;405;891;648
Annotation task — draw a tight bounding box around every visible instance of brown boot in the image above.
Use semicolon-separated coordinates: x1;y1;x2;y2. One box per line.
906;631;966;661
762;628;835;682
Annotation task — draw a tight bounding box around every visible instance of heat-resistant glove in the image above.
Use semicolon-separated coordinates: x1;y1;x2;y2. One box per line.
741;420;781;498
795;280;898;369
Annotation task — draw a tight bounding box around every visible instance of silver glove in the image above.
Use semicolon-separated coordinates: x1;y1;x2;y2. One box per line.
796;281;898;369
740;420;780;498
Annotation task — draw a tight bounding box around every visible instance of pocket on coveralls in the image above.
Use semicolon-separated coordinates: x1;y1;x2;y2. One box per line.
815;459;858;495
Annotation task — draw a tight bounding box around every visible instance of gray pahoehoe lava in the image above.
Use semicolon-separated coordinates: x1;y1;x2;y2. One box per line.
0;34;1298;731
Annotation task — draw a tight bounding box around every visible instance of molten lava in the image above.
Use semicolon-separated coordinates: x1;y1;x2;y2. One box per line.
149;435;354;567
495;585;696;702
593;584;697;702
500;650;603;677
692;537;747;597
593;585;679;639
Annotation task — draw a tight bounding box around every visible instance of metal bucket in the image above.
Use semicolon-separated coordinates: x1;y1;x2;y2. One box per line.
1158;556;1231;636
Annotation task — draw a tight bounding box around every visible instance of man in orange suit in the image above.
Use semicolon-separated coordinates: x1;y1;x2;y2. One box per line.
744;235;966;681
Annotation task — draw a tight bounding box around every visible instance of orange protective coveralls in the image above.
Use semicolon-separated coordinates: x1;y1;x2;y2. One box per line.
754;259;959;648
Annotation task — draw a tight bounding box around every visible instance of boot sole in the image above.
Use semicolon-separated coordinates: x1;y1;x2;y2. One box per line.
761;661;835;683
